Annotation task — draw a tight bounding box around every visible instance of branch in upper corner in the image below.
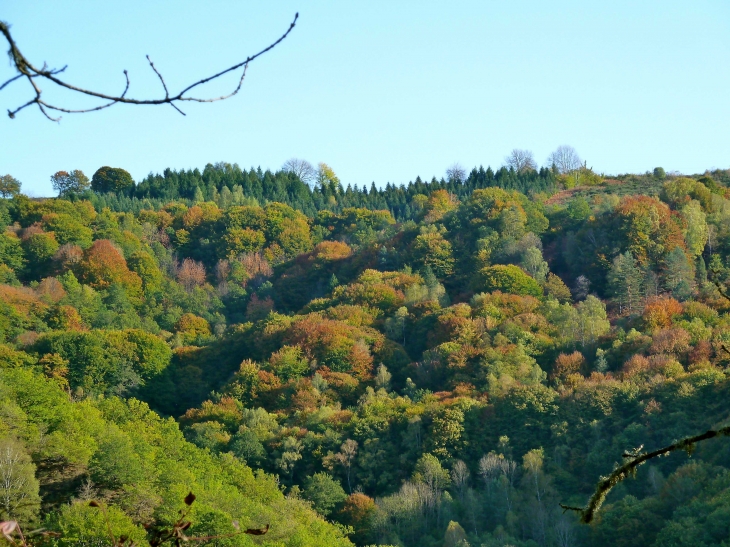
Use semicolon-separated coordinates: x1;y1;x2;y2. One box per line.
560;425;730;524
0;13;298;121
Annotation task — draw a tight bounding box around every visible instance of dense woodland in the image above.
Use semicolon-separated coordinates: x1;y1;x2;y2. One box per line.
0;160;729;546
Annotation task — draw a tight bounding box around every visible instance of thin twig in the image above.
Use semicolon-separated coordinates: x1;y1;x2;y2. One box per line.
0;13;298;120
560;425;730;523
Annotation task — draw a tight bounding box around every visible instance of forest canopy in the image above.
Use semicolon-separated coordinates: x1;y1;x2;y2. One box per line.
0;160;729;546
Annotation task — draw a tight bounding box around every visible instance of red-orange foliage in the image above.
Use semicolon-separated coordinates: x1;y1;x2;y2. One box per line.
284;314;384;379
36;277;66;303
177;258;207;290
428;312;474;348
21;223;45;240
622;354;651;377
316;367;360;403
291;381;320;412
0;284;48;318
552;351;585;381
338;493;376;537
47;304;85;331
237;252;273;280
688;340;713;365
76;239;143;296
182;205;205;229
649;327;691;355
643;296;683;330
452;382;477;398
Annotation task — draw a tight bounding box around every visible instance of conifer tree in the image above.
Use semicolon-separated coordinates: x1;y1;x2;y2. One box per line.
662;247;695;300
607;251;643;313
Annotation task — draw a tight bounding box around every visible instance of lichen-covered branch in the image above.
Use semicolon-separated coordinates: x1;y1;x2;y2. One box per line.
0;13;298;121
561;425;730;523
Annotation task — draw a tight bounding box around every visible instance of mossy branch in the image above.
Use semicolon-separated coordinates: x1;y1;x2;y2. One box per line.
560;425;730;523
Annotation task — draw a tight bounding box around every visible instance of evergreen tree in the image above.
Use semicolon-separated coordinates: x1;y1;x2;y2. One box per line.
662;247;695;300
607;251;643;313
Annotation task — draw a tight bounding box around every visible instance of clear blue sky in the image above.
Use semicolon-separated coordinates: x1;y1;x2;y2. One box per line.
2;1;729;196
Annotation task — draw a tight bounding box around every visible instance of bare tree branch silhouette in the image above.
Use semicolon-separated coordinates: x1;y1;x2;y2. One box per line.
0;13;298;121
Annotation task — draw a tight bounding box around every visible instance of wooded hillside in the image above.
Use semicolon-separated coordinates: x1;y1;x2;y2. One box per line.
1;162;729;546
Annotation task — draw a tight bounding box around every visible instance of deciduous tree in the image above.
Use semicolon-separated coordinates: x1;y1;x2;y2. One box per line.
547;145;581;174
50;170;90;196
504;149;537;173
0;437;40;524
91;167;134;194
0;175;21;198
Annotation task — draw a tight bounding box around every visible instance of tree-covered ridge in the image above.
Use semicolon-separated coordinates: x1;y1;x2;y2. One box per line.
87;161;560;221
0;164;729;546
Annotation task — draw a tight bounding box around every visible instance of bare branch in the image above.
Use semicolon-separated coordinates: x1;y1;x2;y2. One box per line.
505;149;537;173
561;425;730;523
41;70;130;115
146;55;169;98
0;13;298;120
0;73;22;92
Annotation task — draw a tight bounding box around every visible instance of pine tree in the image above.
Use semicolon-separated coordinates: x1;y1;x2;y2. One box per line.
607;251;643;313
595;348;608;373
327;273;340;292
697;256;708;285
662;247;695;301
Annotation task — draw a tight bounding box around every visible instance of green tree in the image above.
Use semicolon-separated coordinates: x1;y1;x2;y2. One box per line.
268;345;309;381
0;175;22;198
411;231;455;278
230;429;266;467
575;295;611;345
0;232;24;272
479;264;542;297
50;170;90;196
303;472;347;516
375;363;391;391
127;250;164;293
443;520;468;547
43;213;93;247
317;162;341;192
567;196;591;221
276;436;303;482
0;436;41;524
21;232;58;277
607;251;643;313
520;246;549;283
543;272;572;303
50;502;147;547
413;453;451;492
221;227;265;258
662;247;695;300
681;200;708;257
91;166;135;194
